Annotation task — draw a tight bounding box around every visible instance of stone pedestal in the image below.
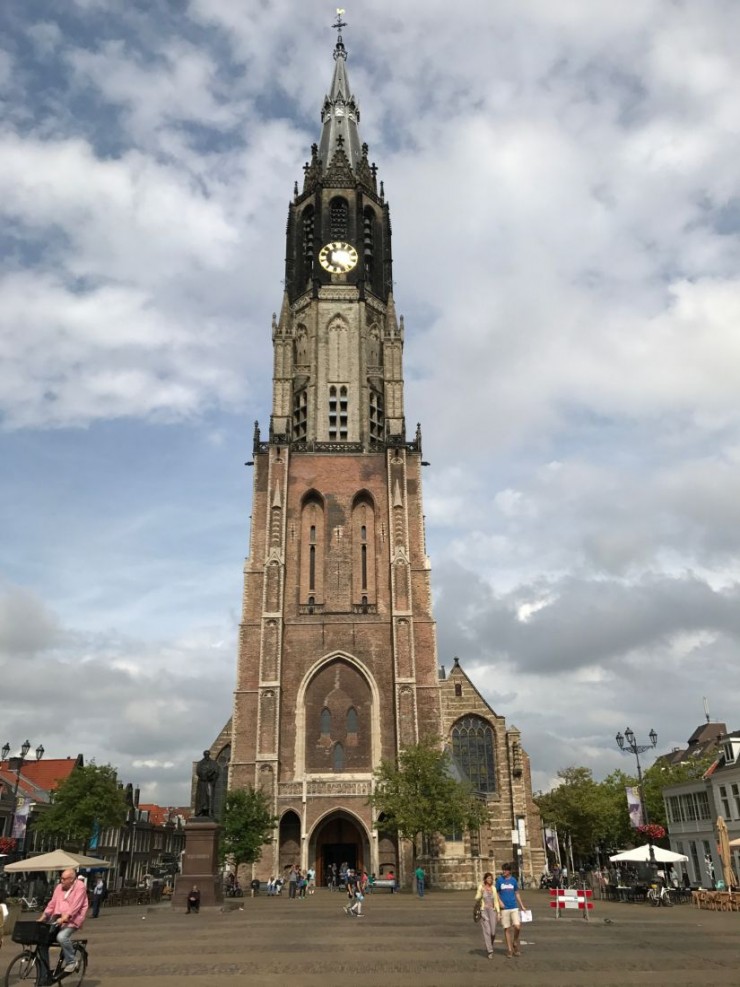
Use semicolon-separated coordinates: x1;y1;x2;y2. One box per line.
172;819;223;910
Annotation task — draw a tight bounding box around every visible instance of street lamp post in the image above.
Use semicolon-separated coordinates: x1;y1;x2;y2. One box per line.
1;740;45;845
615;727;657;866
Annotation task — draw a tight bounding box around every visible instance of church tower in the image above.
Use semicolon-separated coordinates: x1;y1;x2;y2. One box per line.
228;20;544;887
230;19;438;881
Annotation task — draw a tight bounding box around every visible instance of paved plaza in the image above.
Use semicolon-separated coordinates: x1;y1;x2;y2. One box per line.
6;889;739;987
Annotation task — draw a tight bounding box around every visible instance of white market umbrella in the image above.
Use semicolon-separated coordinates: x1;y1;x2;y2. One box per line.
2;850;112;872
610;845;688;864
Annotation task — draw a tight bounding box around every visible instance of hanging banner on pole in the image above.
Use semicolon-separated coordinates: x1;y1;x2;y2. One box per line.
626;787;643;828
11;797;32;841
545;828;560;862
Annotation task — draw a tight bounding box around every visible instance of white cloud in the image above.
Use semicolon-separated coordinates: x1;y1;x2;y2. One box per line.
2;0;740;802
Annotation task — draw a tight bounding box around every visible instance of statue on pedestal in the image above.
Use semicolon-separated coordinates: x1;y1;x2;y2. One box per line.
194;750;221;818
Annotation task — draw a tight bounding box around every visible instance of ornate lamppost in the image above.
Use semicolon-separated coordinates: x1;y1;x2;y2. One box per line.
616;727;657;865
1;740;45;844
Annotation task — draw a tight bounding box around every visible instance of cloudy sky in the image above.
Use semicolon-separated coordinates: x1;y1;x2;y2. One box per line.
2;0;739;807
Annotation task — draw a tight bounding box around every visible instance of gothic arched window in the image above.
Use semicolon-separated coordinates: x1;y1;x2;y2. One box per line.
347;707;358;733
320;708;332;735
330;197;348;239
451;716;496;794
363;207;375;280
302;207;315;282
333;742;345;772
351;493;376;606
300;492;324;605
293;387;307;441
369;387;384;441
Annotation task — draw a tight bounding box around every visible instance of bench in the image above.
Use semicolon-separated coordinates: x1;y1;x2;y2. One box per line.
371;878;397;893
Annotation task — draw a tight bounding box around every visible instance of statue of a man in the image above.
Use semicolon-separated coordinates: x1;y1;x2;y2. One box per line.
194;750;221;818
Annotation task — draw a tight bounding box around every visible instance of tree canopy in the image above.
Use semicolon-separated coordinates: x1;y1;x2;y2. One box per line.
33;762;128;851
369;736;488;848
535;753;716;864
219;787;277;868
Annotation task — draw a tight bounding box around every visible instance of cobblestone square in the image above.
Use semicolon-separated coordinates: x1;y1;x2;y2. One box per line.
11;889;737;987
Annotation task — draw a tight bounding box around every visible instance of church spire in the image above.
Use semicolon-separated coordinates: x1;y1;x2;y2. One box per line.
318;11;362;175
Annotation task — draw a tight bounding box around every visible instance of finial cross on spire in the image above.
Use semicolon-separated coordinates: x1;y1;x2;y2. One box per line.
332;8;348;60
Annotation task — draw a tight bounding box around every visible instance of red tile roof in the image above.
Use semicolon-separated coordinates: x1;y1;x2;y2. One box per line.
0;756;80;801
21;757;80;792
138;804;191;826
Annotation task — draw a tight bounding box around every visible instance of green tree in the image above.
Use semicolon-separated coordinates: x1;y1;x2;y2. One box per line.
642;753;715;830
535;766;636;862
34;763;128;851
369;736;488;854
219;787;277;867
535;753;718;863
535;767;603;862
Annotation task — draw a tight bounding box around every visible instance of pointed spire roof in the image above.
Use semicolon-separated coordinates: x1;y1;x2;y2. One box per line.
318;17;362;175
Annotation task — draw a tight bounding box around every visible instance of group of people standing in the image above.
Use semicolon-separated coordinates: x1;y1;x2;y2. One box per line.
474;863;527;960
285;864;316;898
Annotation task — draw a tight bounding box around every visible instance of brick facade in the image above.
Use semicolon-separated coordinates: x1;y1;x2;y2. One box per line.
223;29;545;889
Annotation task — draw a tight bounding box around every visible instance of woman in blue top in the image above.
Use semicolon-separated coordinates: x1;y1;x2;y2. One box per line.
495;863;527;957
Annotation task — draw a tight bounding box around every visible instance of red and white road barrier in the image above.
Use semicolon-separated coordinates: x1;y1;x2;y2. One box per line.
549;887;593;920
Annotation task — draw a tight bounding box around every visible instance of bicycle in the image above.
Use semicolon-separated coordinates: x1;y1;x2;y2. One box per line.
4;921;88;986
646;884;674;907
19;899;38;913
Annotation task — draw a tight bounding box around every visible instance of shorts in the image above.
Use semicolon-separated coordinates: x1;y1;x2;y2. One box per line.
500;907;521;929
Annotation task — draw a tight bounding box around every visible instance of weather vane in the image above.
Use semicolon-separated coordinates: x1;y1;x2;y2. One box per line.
333;9;347;33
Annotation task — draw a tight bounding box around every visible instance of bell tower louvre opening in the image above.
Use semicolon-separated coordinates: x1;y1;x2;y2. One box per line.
225;16;546;890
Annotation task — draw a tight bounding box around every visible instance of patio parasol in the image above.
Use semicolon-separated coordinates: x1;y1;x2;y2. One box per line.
610;844;688;863
716;815;738;889
2;850;112;872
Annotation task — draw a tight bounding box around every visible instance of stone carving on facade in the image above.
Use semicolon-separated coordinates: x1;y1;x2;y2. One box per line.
306;780;371;796
316;289;360;301
323;146;355;187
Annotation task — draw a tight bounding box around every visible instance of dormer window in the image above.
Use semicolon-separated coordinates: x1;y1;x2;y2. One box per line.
725;744;736;764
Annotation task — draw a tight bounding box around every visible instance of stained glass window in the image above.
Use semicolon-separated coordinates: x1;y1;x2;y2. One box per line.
451;716;496;794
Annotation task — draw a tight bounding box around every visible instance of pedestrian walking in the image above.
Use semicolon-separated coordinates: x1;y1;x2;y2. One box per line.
343;875;364;918
474;872;501;959
90;874;107;918
415;864;426;898
496;863;526;957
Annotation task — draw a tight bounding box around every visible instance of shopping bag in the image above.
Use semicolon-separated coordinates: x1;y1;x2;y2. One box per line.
520;909;533;923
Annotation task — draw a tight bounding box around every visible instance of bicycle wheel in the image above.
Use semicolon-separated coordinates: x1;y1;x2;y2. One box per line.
662;891;674;908
4;951;37;986
60;946;87;987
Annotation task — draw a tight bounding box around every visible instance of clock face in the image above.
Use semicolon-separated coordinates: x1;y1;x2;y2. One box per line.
319;241;358;274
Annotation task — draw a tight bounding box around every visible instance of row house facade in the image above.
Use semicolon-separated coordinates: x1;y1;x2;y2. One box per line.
664;730;740;887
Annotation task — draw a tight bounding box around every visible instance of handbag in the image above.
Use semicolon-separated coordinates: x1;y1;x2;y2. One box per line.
473;899;482;923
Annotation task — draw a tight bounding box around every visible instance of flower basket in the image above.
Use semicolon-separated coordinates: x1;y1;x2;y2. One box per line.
637;824;666;841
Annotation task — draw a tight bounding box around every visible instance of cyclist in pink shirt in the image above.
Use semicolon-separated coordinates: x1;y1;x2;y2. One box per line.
37;869;88;976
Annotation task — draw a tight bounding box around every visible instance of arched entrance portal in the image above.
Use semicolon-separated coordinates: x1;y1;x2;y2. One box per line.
309;811;370;886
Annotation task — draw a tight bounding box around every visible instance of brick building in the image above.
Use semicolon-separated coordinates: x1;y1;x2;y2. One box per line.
227;21;544;889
